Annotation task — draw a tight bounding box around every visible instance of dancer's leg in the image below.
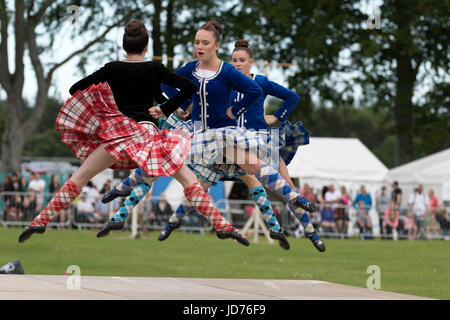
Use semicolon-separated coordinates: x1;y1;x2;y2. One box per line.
102;168;154;203
159;181;210;241
242;175;290;250
19;145;117;243
226;147;325;251
97;179;156;238
171;165;249;246
241;175;282;233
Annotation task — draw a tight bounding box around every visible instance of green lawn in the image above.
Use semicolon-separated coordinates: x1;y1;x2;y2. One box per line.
1;228;449;299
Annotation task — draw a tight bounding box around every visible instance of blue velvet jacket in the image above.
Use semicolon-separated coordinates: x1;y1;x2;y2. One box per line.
232;75;300;131
162;60;262;130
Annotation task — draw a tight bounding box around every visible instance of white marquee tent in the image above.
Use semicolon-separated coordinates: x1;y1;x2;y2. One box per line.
386;148;450;206
287;137;389;196
287;137;390;236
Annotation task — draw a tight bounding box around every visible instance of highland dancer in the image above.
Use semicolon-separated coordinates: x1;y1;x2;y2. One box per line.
102;21;325;252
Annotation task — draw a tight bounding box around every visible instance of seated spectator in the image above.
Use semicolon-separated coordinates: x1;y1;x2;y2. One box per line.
407;185;428;239
183;207;206;231
424;209;440;241
403;210;418;240
436;204;450;239
376;186;390;237
28;172;45;211
82;181;100;208
154;193;173;226
319;204;336;236
7;194;23;222
384;204;399;239
95;197;120;224
76;192;96;223
336;186;351;236
355;200;372;239
353;185;372;214
22;190;37;221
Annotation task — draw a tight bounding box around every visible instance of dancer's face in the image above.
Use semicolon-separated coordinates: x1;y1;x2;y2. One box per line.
194;30;220;62
231;50;253;76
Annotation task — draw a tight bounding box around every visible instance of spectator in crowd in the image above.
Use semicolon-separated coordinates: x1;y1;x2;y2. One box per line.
384;203;399;240
407;184;428;238
20;175;28;192
318;185;329;205
376;186;390;237
390;181;402;210
28;172;45;211
48;174;60;195
353;185;372;215
82;181;100;208
154;193;173;226
319;202;336;237
22;190;37;221
323;184;340;232
301;184;318;204
427;189;439;214
2;175;12;215
435;204;449;239
100;180;112;195
403;210;418;240
142;191;156;226
4;173;24;222
95;196;120;224
335;186;351;237
355;199;372;239
424;208;440;241
76;192;96;223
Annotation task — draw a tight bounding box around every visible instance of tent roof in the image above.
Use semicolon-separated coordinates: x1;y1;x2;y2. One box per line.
287;137;388;182
387;148;450;184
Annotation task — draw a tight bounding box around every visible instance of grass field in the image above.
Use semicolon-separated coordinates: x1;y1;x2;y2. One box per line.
1;228;449;299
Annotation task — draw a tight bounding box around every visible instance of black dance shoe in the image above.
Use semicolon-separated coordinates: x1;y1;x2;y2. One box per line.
18;225;46;243
269;230;290;250
305;231;326;252
101;188;131;203
216;228;250;247
294;197;317;213
158;221;182;241
97;221;125;238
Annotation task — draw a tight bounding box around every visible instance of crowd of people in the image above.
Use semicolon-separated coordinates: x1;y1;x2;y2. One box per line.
1;172;449;240
290;181;450;240
1;172;206;231
1;171;448;240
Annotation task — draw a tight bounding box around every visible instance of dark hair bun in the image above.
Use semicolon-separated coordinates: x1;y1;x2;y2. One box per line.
235;39;249;48
125;19;147;37
208;20;222;36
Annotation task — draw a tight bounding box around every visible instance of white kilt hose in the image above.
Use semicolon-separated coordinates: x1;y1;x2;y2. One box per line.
56;82;191;177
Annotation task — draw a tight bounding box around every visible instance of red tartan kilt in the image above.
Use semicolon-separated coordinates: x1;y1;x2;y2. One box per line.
55;82;192;176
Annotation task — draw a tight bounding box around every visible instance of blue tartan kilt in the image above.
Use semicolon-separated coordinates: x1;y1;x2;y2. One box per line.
278;120;310;166
170;119;309;186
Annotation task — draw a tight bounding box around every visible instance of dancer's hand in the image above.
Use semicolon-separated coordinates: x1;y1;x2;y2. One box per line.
149;106;165;119
226;107;235;120
264;115;278;125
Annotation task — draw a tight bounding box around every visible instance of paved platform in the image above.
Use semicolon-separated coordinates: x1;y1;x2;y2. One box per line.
0;275;432;300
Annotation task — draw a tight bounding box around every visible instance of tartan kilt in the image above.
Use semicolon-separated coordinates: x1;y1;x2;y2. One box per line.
55;82;192;177
278;120;310;166
173;120;269;185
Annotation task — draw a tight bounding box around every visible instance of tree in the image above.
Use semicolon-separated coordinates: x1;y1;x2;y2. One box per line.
0;0;140;172
351;0;449;165
226;0;449;166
